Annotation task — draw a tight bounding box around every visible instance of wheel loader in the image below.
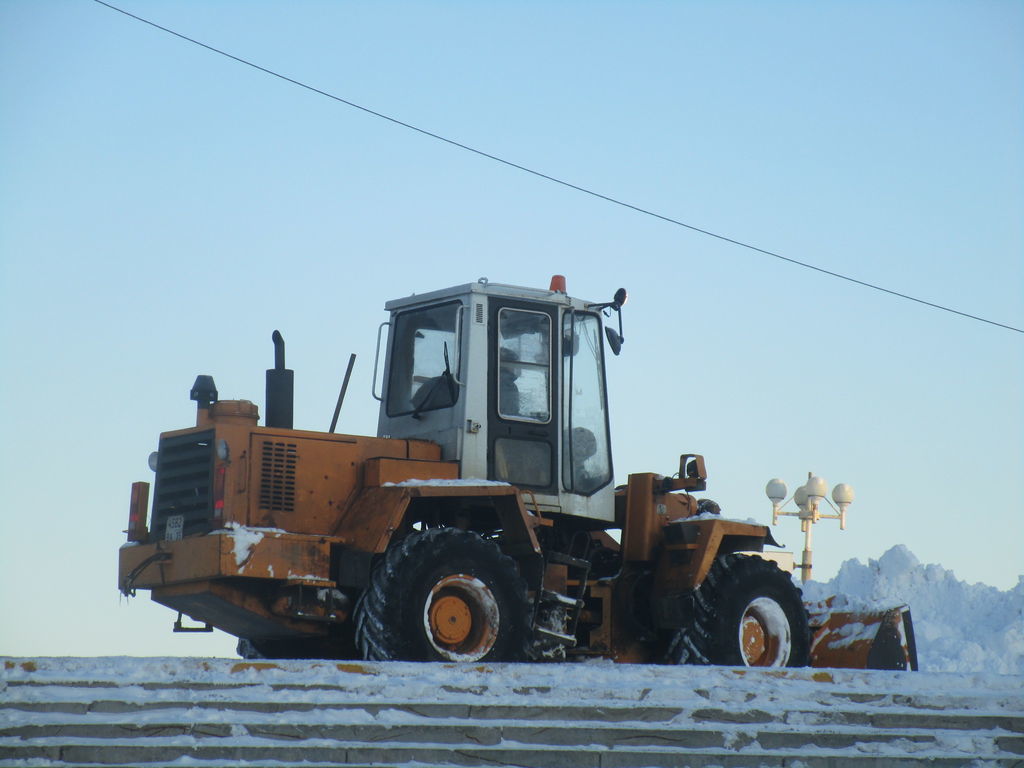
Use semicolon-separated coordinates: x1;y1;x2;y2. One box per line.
119;276;917;670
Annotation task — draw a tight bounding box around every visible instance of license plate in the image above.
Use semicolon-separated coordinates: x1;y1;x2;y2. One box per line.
165;515;184;542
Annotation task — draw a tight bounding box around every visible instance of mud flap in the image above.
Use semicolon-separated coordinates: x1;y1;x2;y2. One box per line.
807;598;919;671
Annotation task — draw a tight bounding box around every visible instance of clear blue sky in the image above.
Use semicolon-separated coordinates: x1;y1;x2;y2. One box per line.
2;1;1020;657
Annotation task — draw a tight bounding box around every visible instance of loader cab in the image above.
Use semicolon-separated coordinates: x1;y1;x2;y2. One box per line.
376;278;618;523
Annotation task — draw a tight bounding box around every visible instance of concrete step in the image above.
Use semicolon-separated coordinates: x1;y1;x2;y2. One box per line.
1;657;1021;767
3;743;1021;768
3;703;1022;737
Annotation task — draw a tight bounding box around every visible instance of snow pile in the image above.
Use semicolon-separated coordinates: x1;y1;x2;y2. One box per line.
803;544;1024;674
671;512;762;525
226;523;265;566
220;522;285;567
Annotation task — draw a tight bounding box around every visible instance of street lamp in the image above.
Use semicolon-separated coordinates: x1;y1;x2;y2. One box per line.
765;473;855;582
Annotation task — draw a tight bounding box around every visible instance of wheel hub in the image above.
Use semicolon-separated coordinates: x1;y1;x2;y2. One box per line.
741;615;769;662
422;574;500;661
738;597;792;666
429;595;473;645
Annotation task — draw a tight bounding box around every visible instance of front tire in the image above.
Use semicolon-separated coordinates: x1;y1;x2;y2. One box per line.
667;553;810;667
355;528;532;662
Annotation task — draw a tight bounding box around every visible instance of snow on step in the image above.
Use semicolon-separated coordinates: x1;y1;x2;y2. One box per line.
1;657;1022;767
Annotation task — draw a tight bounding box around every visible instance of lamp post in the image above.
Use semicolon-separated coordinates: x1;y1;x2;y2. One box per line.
766;473;854;583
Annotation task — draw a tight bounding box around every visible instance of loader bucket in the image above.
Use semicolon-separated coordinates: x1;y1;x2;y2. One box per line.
806;598;919;671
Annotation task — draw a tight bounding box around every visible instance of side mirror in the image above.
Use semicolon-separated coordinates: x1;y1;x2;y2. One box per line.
605;326;623;356
589;287;628;355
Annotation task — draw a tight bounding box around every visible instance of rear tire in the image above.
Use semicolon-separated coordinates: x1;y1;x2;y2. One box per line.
667;553;810;667
355;528;532;662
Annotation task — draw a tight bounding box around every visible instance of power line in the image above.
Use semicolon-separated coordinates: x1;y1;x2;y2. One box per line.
94;0;1022;335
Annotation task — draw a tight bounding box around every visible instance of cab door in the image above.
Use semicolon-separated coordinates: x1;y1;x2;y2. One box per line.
487;300;558;493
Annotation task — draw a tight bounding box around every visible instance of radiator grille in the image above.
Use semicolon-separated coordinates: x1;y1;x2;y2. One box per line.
259;440;297;512
151;430;214;540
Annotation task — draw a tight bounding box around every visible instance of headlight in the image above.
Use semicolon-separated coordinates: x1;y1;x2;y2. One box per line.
148;451;159;472
216;439;230;461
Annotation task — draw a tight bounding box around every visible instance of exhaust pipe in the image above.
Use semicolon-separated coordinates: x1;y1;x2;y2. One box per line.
266;330;294;429
190;375;218;427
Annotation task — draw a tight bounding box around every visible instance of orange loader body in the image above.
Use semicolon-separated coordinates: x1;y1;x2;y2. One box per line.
119;278;917;670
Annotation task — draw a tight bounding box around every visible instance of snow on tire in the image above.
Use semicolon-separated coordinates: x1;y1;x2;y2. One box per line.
354;528;532;662
667;553;810;667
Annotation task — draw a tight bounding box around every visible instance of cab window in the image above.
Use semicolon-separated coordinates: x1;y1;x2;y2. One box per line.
386;302;461;416
497;308;551;423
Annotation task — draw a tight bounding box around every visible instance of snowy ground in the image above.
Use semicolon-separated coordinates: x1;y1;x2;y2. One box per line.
2;546;1022;766
3;655;1022;767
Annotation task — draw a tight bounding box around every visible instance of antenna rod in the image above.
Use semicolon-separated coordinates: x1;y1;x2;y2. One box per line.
329;354;357;433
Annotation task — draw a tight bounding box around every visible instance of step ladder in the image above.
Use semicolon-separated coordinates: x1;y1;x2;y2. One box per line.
533;550;591;647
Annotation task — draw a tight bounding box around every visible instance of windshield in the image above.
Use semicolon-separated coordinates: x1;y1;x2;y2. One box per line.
562;311;612;494
386;301;461;416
